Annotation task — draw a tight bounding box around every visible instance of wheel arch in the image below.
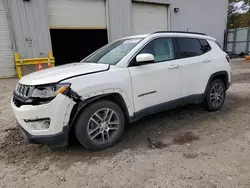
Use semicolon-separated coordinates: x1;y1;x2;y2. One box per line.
205;71;229;93
68;92;132;134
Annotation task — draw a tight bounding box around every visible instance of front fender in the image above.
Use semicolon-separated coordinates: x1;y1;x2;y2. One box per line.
81;88;133;117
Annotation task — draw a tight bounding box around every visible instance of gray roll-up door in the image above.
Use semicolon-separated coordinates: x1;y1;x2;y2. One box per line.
47;0;107;29
132;2;169;35
0;0;15;77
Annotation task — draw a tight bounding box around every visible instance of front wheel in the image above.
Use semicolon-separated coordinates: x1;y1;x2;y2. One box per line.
203;79;226;111
75;100;125;151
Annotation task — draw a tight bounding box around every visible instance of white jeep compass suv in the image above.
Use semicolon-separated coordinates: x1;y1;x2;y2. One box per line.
11;31;231;150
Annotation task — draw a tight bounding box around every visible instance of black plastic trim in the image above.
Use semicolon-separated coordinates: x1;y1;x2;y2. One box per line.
20;126;69;148
152;31;207;36
138;91;156;97
68;93;131;130
68;94;112;128
205;71;229;93
129;94;204;123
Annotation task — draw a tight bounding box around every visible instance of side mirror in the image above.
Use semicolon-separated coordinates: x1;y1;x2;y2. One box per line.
136;53;154;64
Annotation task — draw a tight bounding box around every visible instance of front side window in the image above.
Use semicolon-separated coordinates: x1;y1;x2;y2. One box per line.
138;38;175;63
176;38;203;58
83;38;144;65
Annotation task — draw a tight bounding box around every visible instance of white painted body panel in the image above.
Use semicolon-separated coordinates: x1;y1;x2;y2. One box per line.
11;94;75;136
179;40;231;98
19;63;109;85
62;66;135;117
128;60;181;112
179;53;212;97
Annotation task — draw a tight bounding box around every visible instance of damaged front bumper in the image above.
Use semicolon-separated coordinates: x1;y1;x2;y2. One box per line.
11;94;76;148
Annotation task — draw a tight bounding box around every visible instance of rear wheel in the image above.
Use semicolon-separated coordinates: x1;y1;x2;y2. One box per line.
75;100;125;150
203;79;226;111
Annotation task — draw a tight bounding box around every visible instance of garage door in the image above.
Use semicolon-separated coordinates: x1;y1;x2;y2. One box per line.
47;0;106;29
132;2;169;35
0;0;15;77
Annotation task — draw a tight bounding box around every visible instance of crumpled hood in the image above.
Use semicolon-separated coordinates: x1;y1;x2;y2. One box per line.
19;63;109;85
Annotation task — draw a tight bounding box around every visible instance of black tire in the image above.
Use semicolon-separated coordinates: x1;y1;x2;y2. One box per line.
203;79;226;111
75;100;125;151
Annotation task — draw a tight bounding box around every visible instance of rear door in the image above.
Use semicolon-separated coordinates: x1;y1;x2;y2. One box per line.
175;37;212;97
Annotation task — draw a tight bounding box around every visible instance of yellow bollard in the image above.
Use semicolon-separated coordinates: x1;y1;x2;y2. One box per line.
49;51;55;67
15;52;23;79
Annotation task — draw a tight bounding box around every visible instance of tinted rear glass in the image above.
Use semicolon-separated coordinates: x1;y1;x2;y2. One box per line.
176;38;203;58
200;39;211;53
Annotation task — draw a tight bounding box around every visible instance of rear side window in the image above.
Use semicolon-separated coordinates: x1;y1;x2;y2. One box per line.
200;39;211;53
176;38;203;58
176;38;211;59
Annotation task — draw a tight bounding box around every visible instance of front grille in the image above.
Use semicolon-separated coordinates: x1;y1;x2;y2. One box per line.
14;84;34;100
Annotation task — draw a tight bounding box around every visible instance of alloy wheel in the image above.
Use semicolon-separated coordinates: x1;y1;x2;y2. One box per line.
87;108;120;144
210;83;225;108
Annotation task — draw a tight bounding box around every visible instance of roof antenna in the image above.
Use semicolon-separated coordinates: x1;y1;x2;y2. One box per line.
187;28;189;32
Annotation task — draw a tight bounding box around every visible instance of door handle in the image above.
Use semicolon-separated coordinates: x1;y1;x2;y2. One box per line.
203;59;211;63
168;64;180;69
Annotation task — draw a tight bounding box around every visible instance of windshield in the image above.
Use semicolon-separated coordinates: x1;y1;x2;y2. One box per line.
83;38;144;65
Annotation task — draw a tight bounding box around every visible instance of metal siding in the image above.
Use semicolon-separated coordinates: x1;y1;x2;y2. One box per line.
226;27;250;53
227;43;233;52
47;0;106;29
235;42;247;53
132;2;168;34
0;0;15;77
7;0;52;58
107;0;132;42
168;0;228;46
236;28;248;42
227;32;234;42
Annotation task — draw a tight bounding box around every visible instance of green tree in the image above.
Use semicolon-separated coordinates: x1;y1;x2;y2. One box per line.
228;0;250;28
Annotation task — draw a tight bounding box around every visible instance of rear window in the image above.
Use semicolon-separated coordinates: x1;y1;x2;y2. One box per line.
176;38;203;58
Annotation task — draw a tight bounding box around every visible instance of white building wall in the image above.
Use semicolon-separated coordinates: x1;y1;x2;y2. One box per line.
170;0;228;46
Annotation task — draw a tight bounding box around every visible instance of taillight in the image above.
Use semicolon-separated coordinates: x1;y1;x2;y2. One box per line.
226;55;230;64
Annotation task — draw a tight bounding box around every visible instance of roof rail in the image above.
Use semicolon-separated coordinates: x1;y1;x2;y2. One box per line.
152;31;207;36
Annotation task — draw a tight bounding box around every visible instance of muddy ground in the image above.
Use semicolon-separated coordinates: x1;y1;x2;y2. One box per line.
1;59;250;188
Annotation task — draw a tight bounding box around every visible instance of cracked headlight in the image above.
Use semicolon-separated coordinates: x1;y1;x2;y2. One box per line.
31;83;71;99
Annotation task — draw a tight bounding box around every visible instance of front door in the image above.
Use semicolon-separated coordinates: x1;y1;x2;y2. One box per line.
128;37;181;113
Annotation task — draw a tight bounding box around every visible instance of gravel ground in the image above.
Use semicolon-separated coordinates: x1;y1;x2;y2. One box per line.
1;59;250;188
